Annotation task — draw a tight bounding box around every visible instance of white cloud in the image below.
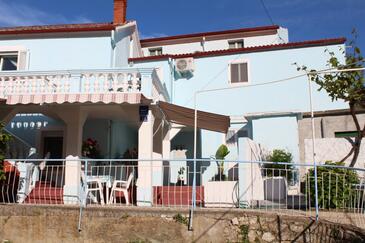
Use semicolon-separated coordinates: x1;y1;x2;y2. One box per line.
0;0;92;27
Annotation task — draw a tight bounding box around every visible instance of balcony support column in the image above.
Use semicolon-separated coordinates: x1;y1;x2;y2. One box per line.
140;70;153;99
137;107;154;206
56;106;88;204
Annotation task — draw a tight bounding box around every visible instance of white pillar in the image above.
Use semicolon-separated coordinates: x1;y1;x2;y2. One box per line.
162;128;171;159
137;108;154;206
162;127;171;186
57;107;87;157
238;138;264;207
56;107;88;205
63;155;82;204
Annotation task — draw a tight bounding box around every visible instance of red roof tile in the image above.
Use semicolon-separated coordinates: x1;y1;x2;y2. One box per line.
0;23;118;35
130;37;346;62
141;25;280;44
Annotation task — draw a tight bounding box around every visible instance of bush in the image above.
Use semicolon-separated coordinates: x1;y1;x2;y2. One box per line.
306;161;360;209
0;123;11;181
263;149;294;181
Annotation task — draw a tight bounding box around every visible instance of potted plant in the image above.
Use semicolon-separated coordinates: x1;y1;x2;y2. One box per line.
205;144;238;207
82;138;100;159
177;167;185;186
214;144;230;181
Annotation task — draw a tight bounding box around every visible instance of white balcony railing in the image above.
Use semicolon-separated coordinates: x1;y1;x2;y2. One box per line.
0;68;170;102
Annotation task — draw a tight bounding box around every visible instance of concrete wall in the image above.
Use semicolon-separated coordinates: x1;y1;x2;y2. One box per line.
0;36;113;70
298;113;365;163
83;119;110;158
304;138;365;169
83;119;138;159
0;205;364;243
110;121;138;159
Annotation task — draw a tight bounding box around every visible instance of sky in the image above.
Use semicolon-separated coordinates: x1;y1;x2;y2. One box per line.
0;0;364;51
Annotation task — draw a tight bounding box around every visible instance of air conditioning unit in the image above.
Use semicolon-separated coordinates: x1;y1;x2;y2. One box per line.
175;58;195;73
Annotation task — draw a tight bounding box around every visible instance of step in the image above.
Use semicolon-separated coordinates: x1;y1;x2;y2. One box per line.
35;181;56;187
27;191;63;200
24;199;63;205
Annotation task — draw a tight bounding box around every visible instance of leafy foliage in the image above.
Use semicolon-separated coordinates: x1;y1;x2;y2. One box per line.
214;144;230;181
173;213;189;226
263;149;294;180
82;138;101;159
306;161;360;209
0;123;11;181
295;32;365;167
239;224;250;243
215;144;230;160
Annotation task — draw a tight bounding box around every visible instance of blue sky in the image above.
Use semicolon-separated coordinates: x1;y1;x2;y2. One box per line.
0;0;364;50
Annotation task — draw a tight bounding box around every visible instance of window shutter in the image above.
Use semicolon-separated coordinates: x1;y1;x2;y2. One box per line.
239;63;248;82
230;64;239;83
17;50;28;70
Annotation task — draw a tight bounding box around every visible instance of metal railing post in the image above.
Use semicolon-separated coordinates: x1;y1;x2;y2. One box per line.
189;92;198;231
307;74;319;222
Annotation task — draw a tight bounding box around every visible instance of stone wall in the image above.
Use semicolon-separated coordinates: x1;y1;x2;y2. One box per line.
0;205;364;243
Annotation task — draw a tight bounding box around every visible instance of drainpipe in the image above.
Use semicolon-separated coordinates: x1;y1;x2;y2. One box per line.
201;36;206;52
168;58;174;103
108;120;113;158
111;30;116;68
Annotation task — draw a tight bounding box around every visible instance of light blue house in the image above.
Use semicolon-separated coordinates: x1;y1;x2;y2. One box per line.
0;0;347;207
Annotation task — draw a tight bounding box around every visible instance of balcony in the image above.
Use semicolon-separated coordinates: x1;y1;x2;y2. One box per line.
0;68;169;105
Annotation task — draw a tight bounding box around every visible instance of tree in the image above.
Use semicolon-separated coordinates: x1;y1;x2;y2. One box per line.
263;149;294;181
296;33;365;167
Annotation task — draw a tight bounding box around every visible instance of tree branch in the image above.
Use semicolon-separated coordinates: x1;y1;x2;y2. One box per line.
340;145;355;163
349;103;361;133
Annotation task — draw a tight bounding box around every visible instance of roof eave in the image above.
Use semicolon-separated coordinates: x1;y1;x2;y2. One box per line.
0;23;120;36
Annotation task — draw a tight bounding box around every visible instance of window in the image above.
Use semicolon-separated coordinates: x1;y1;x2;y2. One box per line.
0;47;27;71
149;47;163;56
335;131;359;138
0;54;18;71
228;39;244;49
229;62;249;84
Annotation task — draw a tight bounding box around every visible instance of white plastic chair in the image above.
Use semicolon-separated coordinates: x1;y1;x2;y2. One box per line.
109;173;134;205
81;172;105;206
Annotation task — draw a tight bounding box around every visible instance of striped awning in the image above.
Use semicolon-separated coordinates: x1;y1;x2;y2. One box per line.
5;93;149;105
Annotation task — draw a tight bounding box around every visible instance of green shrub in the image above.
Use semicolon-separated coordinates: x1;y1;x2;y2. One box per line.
173;213;189;226
239;224;249;243
0;123;11;181
263;149;294;181
306;161;360;209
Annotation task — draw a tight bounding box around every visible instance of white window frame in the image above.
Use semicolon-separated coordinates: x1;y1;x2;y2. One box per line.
228;59;251;86
0;53;18;71
148;47;163;56
228;39;244;49
0;46;28;71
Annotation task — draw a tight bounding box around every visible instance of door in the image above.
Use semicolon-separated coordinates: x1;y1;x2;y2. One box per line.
43;137;63;160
